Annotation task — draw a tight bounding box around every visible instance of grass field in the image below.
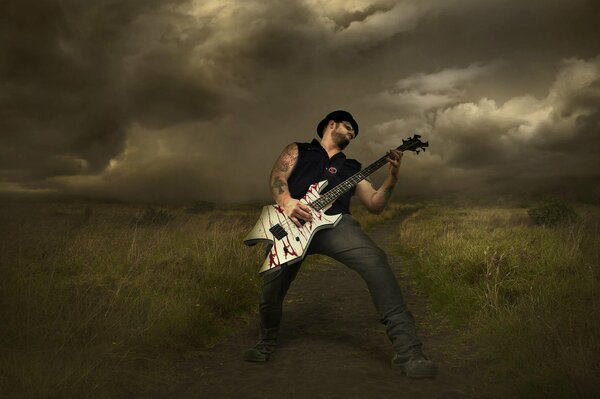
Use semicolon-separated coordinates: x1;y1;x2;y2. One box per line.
0;200;409;398
0;201;266;398
395;204;599;399
1;200;597;398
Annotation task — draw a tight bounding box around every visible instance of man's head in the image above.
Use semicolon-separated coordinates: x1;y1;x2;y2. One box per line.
316;110;359;139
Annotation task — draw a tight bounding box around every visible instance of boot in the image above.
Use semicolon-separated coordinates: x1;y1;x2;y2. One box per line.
391;349;438;379
243;338;276;362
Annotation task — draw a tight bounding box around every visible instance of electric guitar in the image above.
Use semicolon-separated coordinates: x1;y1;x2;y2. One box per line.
244;135;429;274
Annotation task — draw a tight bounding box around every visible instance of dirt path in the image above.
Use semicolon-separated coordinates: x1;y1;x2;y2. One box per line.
156;212;479;399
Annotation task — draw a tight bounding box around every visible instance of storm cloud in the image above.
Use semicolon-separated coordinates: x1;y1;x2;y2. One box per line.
1;0;598;202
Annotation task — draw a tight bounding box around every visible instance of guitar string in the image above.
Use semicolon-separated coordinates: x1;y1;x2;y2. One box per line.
273;146;417;231
275;163;382;233
268;141;424;250
274;171;373;234
277;208;317;233
272;207;323;239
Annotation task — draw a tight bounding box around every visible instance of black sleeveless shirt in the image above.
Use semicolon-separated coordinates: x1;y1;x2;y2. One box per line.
287;139;361;215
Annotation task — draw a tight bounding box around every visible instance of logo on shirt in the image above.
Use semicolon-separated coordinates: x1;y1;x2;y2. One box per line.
328;167;337;174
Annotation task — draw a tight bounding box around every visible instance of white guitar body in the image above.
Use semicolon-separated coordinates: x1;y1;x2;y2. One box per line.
244;180;341;274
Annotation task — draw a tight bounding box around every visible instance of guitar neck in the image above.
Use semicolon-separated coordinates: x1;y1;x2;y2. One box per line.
310;153;392;212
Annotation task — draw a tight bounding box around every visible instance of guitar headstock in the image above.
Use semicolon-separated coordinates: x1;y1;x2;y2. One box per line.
397;134;429;154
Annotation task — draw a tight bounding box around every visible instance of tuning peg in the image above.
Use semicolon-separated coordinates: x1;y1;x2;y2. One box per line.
423;148;426;152
416;149;420;154
414;134;421;138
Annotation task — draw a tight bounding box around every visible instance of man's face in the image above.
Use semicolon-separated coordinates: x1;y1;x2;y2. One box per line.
331;121;355;150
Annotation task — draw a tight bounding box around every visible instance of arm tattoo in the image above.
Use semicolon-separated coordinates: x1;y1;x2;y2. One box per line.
275;144;298;173
271;176;287;195
270;144;297;197
384;185;395;201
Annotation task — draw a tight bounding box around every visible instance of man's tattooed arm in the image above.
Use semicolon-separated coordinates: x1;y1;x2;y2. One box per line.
269;143;313;225
356;148;402;214
269;143;298;205
384;185;395;201
271;176;287;195
356;173;398;214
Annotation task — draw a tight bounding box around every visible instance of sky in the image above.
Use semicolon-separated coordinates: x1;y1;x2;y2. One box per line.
1;0;599;203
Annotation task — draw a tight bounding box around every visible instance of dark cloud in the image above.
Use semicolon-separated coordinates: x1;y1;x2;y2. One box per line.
0;0;599;202
127;53;222;129
329;2;396;30
0;0;218;185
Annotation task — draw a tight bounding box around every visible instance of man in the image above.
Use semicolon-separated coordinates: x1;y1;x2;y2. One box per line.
243;110;437;379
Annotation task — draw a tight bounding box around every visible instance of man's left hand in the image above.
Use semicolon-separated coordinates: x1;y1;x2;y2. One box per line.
386;149;403;178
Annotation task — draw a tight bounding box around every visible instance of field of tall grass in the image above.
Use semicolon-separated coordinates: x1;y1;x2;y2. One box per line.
395;204;599;398
0;201;267;398
0;200;408;398
5;199;595;398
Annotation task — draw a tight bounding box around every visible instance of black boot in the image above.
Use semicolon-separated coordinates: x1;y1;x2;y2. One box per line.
243;338;276;362
391;348;438;379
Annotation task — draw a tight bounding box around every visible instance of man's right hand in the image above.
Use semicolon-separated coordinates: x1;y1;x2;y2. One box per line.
283;199;313;227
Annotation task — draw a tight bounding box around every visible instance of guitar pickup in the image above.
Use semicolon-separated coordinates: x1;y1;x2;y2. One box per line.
269;224;288;240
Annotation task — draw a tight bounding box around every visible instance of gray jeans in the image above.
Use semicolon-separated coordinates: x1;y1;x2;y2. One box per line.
258;214;422;355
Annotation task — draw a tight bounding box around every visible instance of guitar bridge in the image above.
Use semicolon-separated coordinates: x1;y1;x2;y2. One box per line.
269;224;288;240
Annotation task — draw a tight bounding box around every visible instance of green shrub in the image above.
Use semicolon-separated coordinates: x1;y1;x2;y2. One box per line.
527;201;580;227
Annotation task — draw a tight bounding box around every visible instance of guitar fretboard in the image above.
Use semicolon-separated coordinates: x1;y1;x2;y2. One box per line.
308;136;427;212
310;154;390;211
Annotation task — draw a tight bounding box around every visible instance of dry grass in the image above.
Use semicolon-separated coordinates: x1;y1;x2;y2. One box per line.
0;200;410;398
395;205;600;398
0;201;264;398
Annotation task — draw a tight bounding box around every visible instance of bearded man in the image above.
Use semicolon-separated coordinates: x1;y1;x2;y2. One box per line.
244;110;437;379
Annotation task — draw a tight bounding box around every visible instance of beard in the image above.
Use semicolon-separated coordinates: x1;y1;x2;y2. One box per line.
332;130;350;150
